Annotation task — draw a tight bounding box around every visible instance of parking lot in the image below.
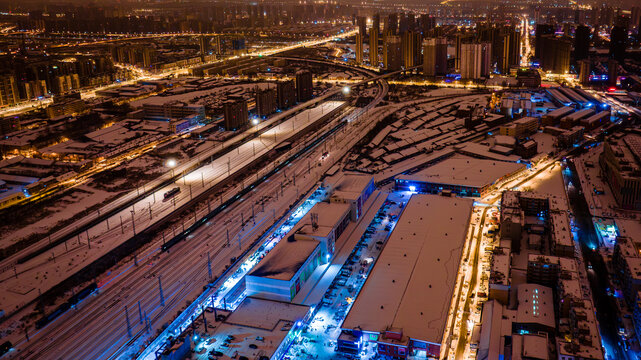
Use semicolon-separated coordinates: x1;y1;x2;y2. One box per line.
283;193;407;359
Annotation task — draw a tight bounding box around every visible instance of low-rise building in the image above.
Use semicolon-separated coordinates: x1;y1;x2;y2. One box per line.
499;117;539;139
324;172;375;221
339;194;474;359
395;157;525;197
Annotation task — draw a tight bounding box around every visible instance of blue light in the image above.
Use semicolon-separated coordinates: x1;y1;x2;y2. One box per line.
409;185;416;192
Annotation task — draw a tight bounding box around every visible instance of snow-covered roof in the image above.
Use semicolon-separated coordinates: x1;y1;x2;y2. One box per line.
342;194;474;345
396;157;525;189
513;333;549;360
455;142;521;162
225;296;309;331
516;284;555;329
248;238;320;281
295;202;350;239
325;172;373;202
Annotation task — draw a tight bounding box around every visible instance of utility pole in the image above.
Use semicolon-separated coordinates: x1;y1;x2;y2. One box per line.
144;311;150;333
138;301;143;324
201;172;205;187
158;276;165;306
120;215;124;234
189;184;192;200
207;252;212;281
125;306;132;337
201;306;209;334
130;210;136;235
148;202;152;219
86;230;90;249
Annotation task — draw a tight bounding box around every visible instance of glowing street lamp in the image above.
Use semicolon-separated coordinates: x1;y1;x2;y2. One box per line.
342;86;351;96
166;158;177;177
251;118;260;126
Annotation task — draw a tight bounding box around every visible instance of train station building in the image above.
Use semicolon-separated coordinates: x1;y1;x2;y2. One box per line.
245;201;351;302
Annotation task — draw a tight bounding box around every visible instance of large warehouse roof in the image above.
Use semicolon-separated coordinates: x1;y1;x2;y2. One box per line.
342;194;474;345
248;238;319;281
396;157;525;189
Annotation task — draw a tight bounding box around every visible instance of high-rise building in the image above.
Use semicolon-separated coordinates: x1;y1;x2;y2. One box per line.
369;14;380;67
539;36;571;74
295;70;313;102
0;74;19;107
498;26;520;74
579;59;591;86
355;31;364;65
632;7;641;34
384;35;402;71
534;24;555;60
401;31;422;68
215;35;223;55
224;97;248;131
399;13;408;34
420;14;435;35
455;33;473;71
460;42;491;79
599;5;615;27
423;38;448;76
276;80;296;109
199;35;210;59
574;25;591;61
255;86;277;117
355;16;366;65
387;13;398;35
610;26;627;63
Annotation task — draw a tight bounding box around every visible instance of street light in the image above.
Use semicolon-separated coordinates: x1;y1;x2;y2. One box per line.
251;118;260;126
342;86;351;96
166;158;177;177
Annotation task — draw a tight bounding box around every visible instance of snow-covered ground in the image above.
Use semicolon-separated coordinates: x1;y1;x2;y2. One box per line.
0;101;345;315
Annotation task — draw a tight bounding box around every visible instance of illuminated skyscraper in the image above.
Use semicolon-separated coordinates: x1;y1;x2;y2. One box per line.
369;14;380;67
384;35;402;71
355;16;366;65
402;31;422;68
423;38;448;76
460;42;491;79
539;36;571;74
